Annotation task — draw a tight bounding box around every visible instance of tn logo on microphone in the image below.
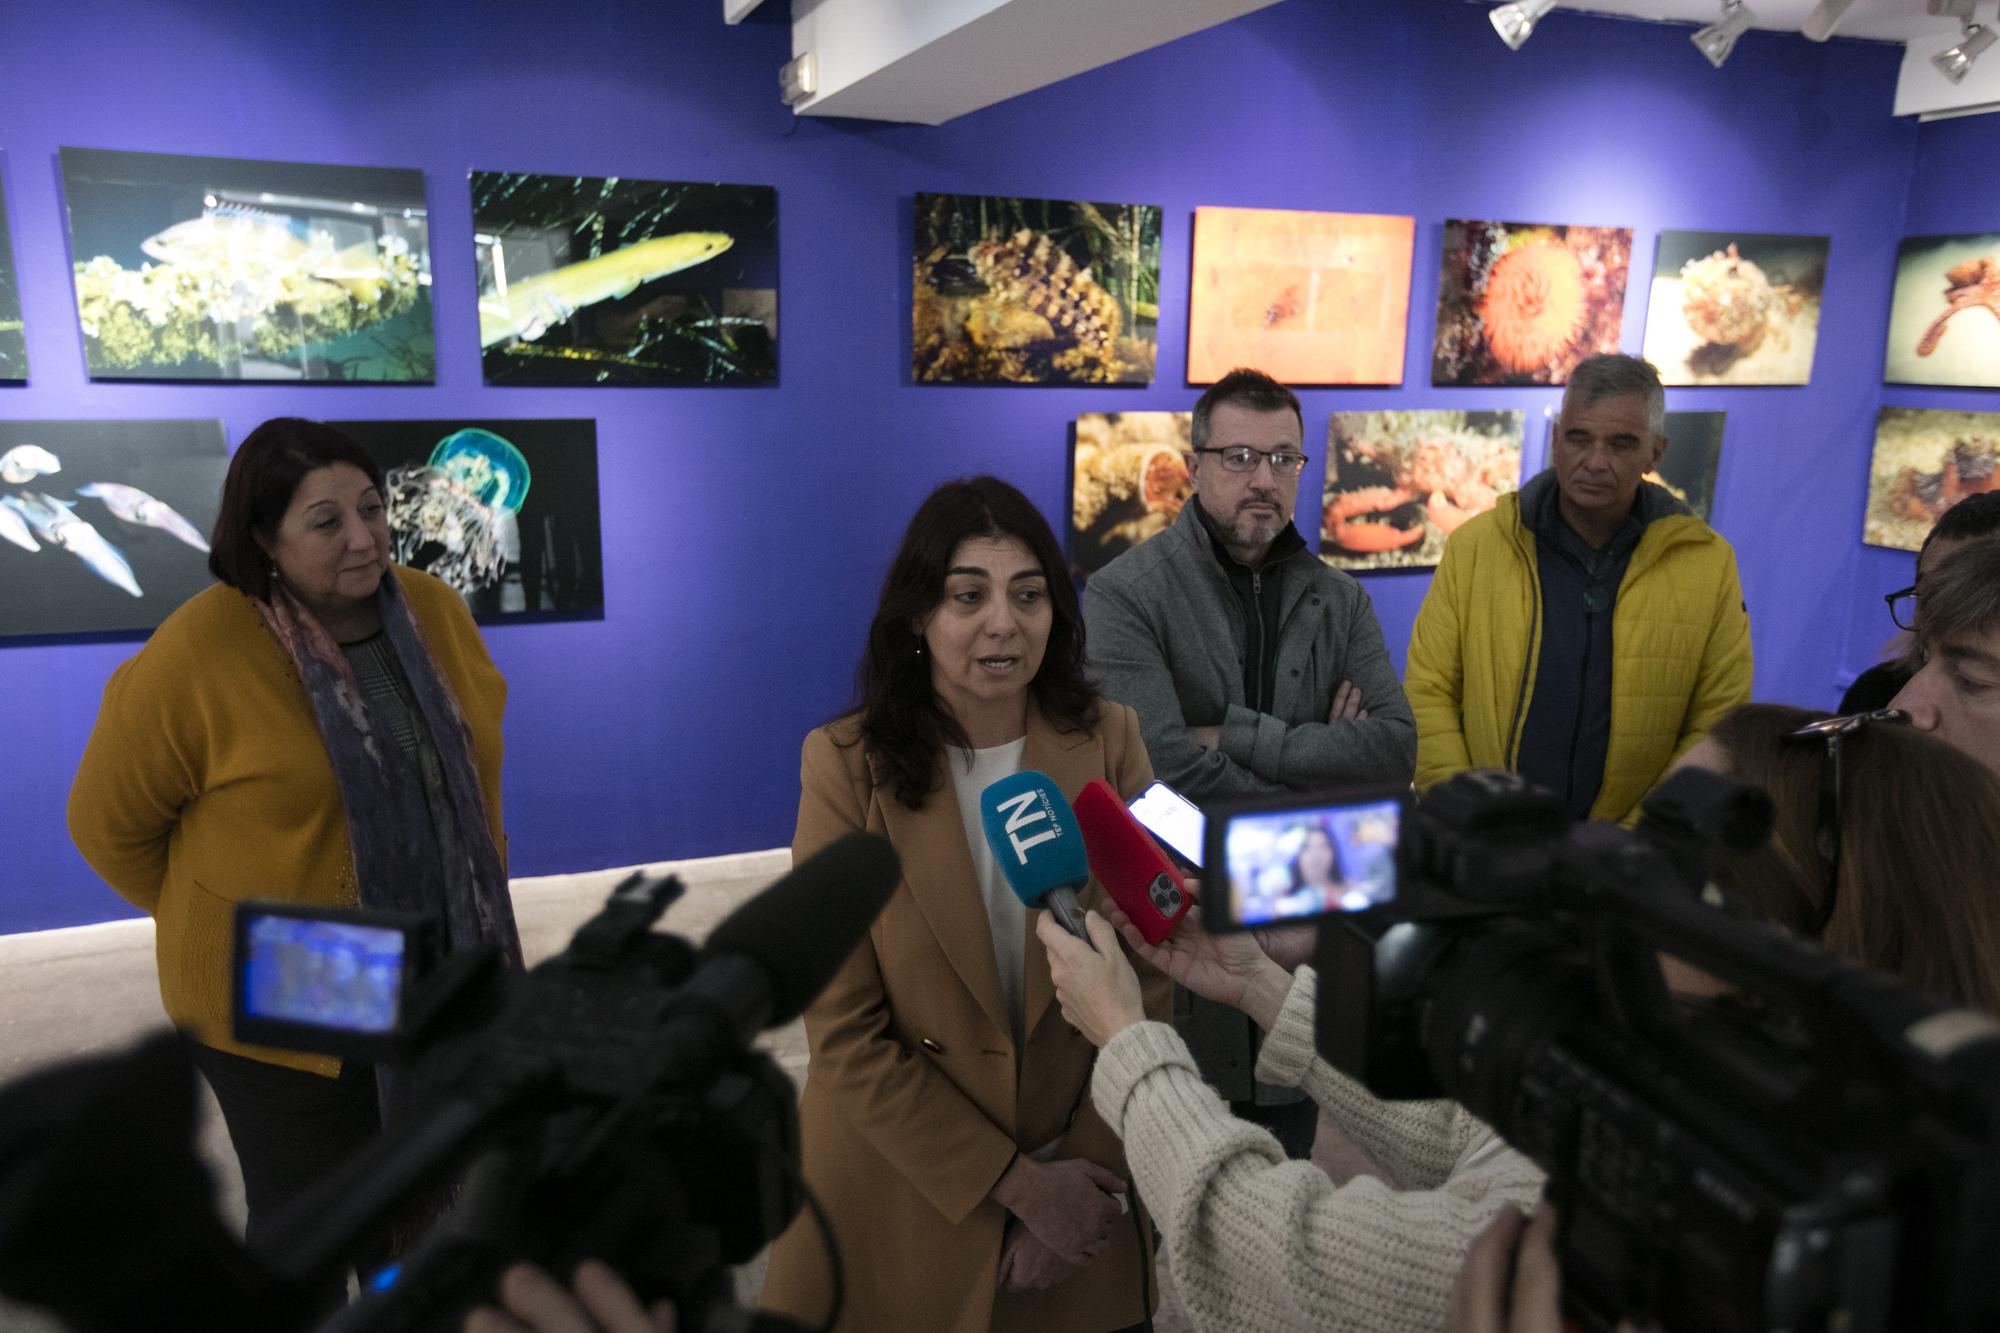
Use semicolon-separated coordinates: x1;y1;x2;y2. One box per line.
996;790;1062;864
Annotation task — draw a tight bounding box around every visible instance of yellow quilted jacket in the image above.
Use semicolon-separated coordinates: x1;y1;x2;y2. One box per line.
1405;486;1752;824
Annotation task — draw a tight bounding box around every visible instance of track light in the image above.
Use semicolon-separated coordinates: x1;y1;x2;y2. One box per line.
1490;0;1557;51
1801;0;1854;42
1934;18;1998;82
1691;0;1755;68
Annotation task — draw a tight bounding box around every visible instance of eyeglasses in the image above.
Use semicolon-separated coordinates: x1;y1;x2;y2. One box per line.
1885;584;1918;632
1782;708;1910;935
1193;445;1309;477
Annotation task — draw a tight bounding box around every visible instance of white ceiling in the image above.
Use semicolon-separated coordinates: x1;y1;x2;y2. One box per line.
1537;0;1974;44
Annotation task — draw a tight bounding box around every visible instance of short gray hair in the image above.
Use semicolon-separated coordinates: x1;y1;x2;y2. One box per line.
1561;354;1666;437
1920;536;2000;647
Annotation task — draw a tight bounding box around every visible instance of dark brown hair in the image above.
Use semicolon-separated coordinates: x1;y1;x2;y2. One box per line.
209;418;384;602
1191;368;1302;452
850;476;1097;809
1918;533;2000;649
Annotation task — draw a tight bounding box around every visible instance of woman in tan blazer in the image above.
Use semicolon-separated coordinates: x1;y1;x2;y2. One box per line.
759;477;1170;1332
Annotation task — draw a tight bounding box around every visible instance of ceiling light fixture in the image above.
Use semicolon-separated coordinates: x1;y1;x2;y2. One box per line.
1801;0;1855;42
1490;0;1558;51
1934;17;1998;82
1692;0;1756;68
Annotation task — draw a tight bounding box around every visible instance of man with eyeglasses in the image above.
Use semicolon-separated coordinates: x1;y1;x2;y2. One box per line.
1084;367;1414;1158
1892;534;2000;775
1840;492;2000;713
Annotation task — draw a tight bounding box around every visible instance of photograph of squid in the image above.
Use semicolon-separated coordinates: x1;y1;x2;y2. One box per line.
1883;233;2000;388
0;419;225;641
57;147;433;382
913;191;1162;385
470;172;777;386
1319;410;1524;571
1185;206;1415;386
1641;231;1827;387
1068;411;1193;581
1865;407;2000;552
330;419;603;622
0;173;24;382
1431;218;1632;386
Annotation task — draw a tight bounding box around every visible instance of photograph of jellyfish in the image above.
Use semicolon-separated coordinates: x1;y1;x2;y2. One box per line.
1884;233;2000;387
0;173;24;382
331;419;602;622
1431;219;1632;387
1320;410;1523;571
1069;412;1192;582
1864;407;2000;551
57;147;433;382
471;172;777;386
1530;410;1726;521
0;419;226;642
1187;206;1414;386
914;192;1161;385
1642;231;1827;386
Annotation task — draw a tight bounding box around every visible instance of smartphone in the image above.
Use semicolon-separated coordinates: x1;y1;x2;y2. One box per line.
1127;779;1206;869
1202;786;1411;932
232;901;430;1059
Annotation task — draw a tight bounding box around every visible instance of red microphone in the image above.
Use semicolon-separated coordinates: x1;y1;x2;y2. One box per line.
1073;780;1195;945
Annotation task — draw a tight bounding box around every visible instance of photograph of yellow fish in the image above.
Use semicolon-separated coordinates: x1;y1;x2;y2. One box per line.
0;419;225;642
58;147;433;382
0;171;24;381
914;192;1161;385
471;172;775;386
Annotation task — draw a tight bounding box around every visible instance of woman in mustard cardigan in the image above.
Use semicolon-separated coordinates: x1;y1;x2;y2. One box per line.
67;418;515;1304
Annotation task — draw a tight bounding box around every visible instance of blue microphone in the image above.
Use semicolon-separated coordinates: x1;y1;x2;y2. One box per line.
979;770;1093;944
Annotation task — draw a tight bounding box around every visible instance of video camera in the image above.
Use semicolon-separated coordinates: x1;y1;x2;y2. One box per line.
1207;769;2000;1332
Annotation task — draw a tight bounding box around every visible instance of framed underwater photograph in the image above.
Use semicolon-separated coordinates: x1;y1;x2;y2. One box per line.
330;419;603;623
0;419;226;642
1187;206;1414;386
1320;410;1523;571
0;171;24;382
1884;233;2000;388
1642;231;1827;386
1864;407;2000;551
58;147;433;382
1069;411;1192;583
1531;410;1727;522
1431;219;1631;387
470;172;776;386
913;191;1161;385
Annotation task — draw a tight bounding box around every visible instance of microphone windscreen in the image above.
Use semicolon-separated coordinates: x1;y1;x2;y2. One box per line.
978;770;1090;911
1073;779;1194;944
700;831;901;1025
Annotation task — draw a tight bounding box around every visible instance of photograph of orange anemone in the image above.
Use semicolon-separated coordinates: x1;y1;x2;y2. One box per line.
1321;410;1523;571
1186;206;1415;385
1431;219;1632;386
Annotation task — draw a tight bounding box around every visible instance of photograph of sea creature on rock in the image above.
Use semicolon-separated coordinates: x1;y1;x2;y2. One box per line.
913;191;1161;385
1321;410;1523;571
1865;407;2000;552
1431;219;1631;387
1642;230;1827;386
57;148;433;382
1068;411;1192;582
0;173;25;382
471;172;776;386
1884;232;2000;388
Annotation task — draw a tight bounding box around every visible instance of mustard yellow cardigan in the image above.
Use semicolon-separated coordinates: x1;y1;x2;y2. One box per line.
68;567;507;1075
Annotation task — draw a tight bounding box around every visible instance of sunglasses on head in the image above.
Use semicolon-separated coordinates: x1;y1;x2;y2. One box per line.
1781;709;1910;935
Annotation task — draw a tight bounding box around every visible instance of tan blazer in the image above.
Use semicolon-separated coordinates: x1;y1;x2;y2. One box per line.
759;702;1170;1332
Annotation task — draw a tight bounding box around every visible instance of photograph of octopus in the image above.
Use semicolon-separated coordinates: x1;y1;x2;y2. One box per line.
57;147;434;382
0;173;24;382
1430;219;1632;386
1186;205;1414;386
1537;410;1726;520
1884;233;2000;387
1864;407;2000;552
331;419;603;623
1069;411;1193;581
913;191;1161;385
1642;230;1827;386
0;419;226;642
471;172;776;386
1319;410;1524;570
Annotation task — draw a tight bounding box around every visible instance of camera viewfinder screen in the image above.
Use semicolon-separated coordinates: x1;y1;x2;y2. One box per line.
242;914;407;1034
1223;797;1401;926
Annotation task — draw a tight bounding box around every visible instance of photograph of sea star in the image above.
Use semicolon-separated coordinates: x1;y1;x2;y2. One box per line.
1068;411;1192;584
1431;219;1631;387
1642;231;1828;386
0;169;25;382
1865;407;2000;552
1320;410;1523;571
1885;233;2000;388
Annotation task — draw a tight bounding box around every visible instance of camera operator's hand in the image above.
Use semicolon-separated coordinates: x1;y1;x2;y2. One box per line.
988;1153;1124;1265
996;1219;1082;1293
1448;1205;1559;1333
1104;904;1292;1031
1252;921;1317;972
1038;910;1147;1047
463;1260;675;1333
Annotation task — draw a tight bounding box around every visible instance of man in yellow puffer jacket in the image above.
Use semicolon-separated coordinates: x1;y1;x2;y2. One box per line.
1406;354;1752;823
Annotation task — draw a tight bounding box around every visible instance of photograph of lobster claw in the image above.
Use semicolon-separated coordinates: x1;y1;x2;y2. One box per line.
0;171;24;382
1320;410;1524;570
471;172;776;386
913;191;1161;385
58;147;433;382
1884;233;2000;388
1642;230;1827;386
1865;407;2000;551
0;419;226;642
1068;411;1193;583
1431;219;1632;387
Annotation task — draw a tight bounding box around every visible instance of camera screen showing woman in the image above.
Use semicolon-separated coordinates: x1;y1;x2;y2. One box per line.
1221;797;1401;926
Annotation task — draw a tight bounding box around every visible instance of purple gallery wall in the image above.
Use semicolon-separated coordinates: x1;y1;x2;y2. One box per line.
0;0;1936;931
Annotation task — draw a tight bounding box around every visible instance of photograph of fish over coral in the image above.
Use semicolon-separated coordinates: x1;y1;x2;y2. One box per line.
1534;409;1726;521
1320;410;1523;571
471;172;776;386
0;172;25;382
1642;231;1827;386
1069;411;1193;582
57;147;433;382
914;192;1161;385
331;419;603;622
1431;219;1632;387
1884;233;2000;388
1187;206;1414;386
0;419;226;642
1864;407;2000;551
